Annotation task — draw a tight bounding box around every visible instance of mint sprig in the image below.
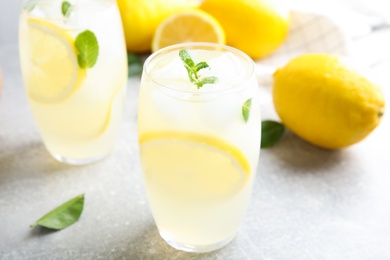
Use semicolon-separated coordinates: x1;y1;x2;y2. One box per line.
75;30;99;69
179;49;218;89
61;1;72;17
30;194;85;230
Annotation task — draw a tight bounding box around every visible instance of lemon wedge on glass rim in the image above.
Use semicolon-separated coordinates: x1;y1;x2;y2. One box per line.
25;17;85;103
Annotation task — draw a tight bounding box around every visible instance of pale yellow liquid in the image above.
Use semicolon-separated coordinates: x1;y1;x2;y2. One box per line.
19;1;127;162
138;46;261;250
139;131;255;246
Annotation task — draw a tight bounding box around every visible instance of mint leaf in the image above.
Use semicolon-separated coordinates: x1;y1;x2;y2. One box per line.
179;49;218;88
75;30;99;69
127;52;143;77
61;1;72;17
194;62;209;72
179;50;195;67
197;77;218;89
261;120;285;148
24;0;39;12
30;194;85;230
242;99;252;122
183;64;197;84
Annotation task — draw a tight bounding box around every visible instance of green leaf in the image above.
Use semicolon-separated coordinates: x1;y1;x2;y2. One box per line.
179;49;195;67
183;64;197;84
194;62;209;72
261;120;285;148
30;194;85;230
61;1;72;17
75;30;99;69
127;52;143;77
242;99;252;122
179;49;218;89
24;0;39;12
196;76;218;89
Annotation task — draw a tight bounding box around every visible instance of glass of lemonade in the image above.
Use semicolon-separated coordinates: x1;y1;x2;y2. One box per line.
19;0;128;164
138;42;261;252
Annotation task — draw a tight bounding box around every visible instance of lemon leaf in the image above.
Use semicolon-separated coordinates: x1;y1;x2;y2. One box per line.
75;30;99;69
261;120;285;148
30;194;85;230
242;99;252;123
61;1;72;17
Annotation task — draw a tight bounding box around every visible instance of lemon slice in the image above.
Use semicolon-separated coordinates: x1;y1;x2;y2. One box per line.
25;18;85;103
97;73;127;136
151;9;226;52
139;131;250;200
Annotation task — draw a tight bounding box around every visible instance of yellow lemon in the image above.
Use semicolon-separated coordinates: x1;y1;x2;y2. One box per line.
273;54;385;149
24;18;85;103
117;0;198;53
151;9;225;53
200;0;290;59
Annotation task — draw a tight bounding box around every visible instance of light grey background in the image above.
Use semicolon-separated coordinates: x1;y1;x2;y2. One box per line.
0;0;21;46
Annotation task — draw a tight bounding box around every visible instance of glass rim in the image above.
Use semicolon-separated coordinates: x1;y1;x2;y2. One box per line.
143;42;256;95
21;0;116;23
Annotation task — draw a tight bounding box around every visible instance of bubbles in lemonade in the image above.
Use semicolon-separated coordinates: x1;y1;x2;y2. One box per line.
138;44;260;252
19;0;127;163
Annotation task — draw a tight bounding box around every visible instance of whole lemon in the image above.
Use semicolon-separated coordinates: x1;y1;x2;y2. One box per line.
200;0;290;59
117;0;197;53
273;54;385;149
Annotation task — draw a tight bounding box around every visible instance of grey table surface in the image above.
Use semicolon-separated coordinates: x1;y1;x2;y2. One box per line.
1;27;390;259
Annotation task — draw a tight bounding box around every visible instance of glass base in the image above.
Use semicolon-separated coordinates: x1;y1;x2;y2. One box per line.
51;152;110;165
160;232;236;253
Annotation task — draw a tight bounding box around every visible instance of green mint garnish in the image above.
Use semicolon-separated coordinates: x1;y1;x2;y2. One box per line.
24;0;39;12
30;194;85;230
179;49;218;89
242;98;252;122
261;120;285;148
75;30;99;69
61;1;72;17
127;52;143;77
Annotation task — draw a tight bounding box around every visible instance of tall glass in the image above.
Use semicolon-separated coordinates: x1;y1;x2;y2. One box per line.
138;43;261;252
19;0;127;164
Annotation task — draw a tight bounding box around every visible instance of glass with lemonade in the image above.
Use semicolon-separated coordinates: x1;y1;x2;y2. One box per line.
19;0;127;164
138;43;261;252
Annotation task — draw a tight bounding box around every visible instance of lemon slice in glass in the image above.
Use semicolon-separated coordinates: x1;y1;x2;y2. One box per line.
140;131;250;200
151;9;225;53
25;18;85;103
96;73;127;136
